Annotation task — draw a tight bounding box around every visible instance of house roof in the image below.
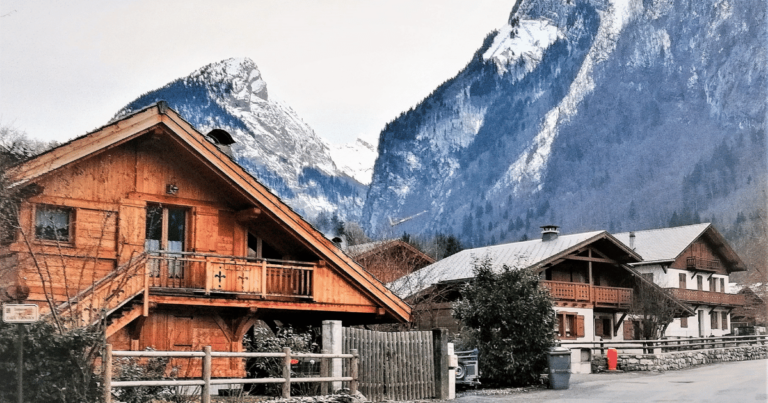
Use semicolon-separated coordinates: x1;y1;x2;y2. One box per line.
614;223;747;272
346;239;434;264
9;102;411;322
389;230;640;299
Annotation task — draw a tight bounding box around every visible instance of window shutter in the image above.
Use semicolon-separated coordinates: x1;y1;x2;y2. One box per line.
623;320;634;340
576;315;585;338
722;312;728;330
594;317;603;337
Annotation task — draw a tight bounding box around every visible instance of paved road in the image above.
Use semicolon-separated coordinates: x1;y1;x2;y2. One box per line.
455;359;768;402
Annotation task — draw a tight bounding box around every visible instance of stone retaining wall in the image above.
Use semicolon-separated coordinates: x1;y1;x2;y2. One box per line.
591;345;768;372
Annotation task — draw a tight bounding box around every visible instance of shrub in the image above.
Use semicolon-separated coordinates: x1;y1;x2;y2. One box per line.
453;257;556;386
0;321;102;403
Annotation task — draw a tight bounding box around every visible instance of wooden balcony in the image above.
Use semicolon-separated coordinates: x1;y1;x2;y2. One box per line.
666;288;745;307
146;251;315;299
540;280;632;308
686;257;720;272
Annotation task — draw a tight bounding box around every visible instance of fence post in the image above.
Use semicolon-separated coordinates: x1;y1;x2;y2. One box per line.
104;344;112;403
202;346;211;403
350;348;359;396
320;349;330;395
282;347;292;398
432;328;449;400
322;320;343;392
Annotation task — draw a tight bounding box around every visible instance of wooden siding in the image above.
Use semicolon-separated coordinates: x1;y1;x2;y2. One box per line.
671;238;729;275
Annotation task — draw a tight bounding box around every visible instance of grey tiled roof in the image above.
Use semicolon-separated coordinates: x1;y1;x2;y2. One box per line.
388;230;605;298
614;223;710;264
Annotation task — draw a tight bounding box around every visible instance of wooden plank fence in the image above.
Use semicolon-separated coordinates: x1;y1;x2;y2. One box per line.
103;345;358;403
342;328;434;402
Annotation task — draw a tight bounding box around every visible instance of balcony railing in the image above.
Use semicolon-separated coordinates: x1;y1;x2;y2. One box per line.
667;287;745;306
686;257;720;272
539;280;632;308
146;252;315;299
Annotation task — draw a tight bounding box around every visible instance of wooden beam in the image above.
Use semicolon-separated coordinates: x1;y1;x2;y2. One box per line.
589;248;612;260
212;314;234;343
234;316;259;341
106;304;143;338
235;208;261;222
565;255;617;264
613;312;627;336
149;295;381;314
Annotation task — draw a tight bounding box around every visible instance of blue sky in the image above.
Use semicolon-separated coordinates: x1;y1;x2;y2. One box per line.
0;0;514;145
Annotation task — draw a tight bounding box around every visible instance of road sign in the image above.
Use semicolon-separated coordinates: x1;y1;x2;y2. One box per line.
3;304;39;323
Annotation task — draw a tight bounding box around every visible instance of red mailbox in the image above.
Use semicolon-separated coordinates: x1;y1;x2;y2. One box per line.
607;348;618;371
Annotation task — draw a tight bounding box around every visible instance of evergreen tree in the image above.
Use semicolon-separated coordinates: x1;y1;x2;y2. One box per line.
453;257;555;386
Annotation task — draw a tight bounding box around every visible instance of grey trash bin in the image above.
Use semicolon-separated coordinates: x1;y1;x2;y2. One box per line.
547;347;571;390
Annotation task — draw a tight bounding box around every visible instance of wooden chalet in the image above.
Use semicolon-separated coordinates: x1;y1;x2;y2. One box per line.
391;226;680;336
0;102;410;377
615;224;747;337
345;239;435;283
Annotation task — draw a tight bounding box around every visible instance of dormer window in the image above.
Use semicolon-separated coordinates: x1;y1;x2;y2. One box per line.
35;205;72;242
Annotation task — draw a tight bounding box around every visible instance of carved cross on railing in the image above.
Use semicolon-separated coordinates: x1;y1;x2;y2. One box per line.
215;271;226;288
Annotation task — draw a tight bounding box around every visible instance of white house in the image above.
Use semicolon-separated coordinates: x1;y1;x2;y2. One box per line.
614;223;747;337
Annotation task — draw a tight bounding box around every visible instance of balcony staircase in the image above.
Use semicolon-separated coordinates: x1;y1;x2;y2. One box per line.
43;253;149;331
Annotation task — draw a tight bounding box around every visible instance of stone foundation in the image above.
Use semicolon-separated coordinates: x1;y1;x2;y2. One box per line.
592;345;768;372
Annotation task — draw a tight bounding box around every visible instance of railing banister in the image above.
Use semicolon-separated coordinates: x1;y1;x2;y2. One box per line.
104;344;113;403
282;347;291;398
202;346;211;403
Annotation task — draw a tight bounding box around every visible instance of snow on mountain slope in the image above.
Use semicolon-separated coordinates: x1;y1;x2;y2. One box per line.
328;138;377;185
114;58;366;221
363;0;767;260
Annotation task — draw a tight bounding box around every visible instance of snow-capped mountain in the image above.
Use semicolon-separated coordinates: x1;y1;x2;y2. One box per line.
114;58;366;221
363;0;766;265
328;138;377;185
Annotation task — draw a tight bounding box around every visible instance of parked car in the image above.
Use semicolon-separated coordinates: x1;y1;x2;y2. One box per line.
455;349;480;387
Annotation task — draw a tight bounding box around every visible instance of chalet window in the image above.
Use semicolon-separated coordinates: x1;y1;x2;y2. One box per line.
623;320;640;340
556;312;584;339
145;205;187;277
35;205;72;242
680;317;688;328
709;277;717;292
697;276;703;291
679;273;686;289
710;311;718;330
720;278;725;294
721;312;728;330
595;317;613;339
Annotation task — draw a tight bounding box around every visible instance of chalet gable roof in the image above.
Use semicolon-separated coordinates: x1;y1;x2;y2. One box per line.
346;239;435;265
9;102;411;322
614;223;747;272
390;230;641;299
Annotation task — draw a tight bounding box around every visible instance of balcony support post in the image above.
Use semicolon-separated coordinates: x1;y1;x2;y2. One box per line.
614;312;627;337
261;260;268;295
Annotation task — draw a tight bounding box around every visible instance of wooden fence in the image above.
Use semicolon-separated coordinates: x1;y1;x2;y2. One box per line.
559;334;768;354
342;328;435;402
103;345;357;403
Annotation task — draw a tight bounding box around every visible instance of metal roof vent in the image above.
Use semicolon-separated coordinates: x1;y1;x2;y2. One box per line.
206;129;235;157
629;231;636;250
540;225;560;242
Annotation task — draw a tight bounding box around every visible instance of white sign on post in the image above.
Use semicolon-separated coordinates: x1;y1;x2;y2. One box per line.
3;304;39;323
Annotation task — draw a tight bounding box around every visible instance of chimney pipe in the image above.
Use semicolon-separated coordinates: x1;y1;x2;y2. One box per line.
629;231;636;250
540;225;560;241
